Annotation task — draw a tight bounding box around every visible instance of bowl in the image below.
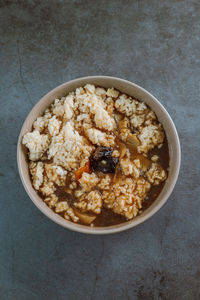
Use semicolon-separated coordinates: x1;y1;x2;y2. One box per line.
17;76;181;234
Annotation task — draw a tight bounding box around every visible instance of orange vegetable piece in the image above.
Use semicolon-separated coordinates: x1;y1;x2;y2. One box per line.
75;161;91;181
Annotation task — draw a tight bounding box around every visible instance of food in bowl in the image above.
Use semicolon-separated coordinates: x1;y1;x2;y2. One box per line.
22;84;169;226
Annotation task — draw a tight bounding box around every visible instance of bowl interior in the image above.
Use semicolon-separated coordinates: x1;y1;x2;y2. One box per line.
17;76;181;234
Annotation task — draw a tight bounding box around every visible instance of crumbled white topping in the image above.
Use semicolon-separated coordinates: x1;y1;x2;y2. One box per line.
74;113;93;132
44;163;67;186
86;128;115;147
74;190;102;214
84;84;96;94
103;177;151;219
44;193;58;208
55;201;69;213
40;177;55;196
112;150;120;157
137;102;147;112
79;172;99;192
74;189;85;198
69;181;77;189
29;161;44;190
33;110;52;132
53;165;67;176
115;95;137;116
137;124;164;153
120;158;140;178
48;122;93;171
52;99;65;116
76;114;90;122
33;116;45;132
93;105;115;131
48;116;61;136
64;94;74;120
130;114;145;128
146;163;167;185
22;130;50;161
106;88;119;98
105;97;114;106
151;155;159;162
49;199;79;222
98;175;111;190
133;159;141;168
65;208;79;222
118;117;131;142
95;87;106;97
75;88;108;124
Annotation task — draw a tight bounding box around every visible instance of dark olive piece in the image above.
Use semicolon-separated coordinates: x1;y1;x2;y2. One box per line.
90;146;119;173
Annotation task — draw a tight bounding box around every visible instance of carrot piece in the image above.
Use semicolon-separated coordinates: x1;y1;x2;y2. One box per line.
75;161;91;181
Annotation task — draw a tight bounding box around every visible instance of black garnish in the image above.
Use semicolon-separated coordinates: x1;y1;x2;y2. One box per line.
90;146;118;173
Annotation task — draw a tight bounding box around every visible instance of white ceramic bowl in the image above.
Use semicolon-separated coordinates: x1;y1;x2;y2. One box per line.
17;76;181;234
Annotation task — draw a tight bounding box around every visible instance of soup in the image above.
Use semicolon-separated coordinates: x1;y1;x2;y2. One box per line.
22;84;169;226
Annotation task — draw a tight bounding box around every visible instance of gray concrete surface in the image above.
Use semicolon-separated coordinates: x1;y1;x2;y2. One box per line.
0;0;200;299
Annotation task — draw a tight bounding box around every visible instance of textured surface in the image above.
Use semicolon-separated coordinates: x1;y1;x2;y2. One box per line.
0;0;200;299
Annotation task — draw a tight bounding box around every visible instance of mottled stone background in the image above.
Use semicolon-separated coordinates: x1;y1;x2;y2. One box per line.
0;0;200;299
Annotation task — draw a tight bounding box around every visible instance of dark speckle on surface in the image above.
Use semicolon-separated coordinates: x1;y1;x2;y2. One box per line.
0;0;200;299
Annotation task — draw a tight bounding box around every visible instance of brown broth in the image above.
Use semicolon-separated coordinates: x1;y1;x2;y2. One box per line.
148;137;169;170
93;208;127;227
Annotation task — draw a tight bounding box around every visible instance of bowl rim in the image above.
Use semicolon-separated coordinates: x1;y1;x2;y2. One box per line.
17;76;181;234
